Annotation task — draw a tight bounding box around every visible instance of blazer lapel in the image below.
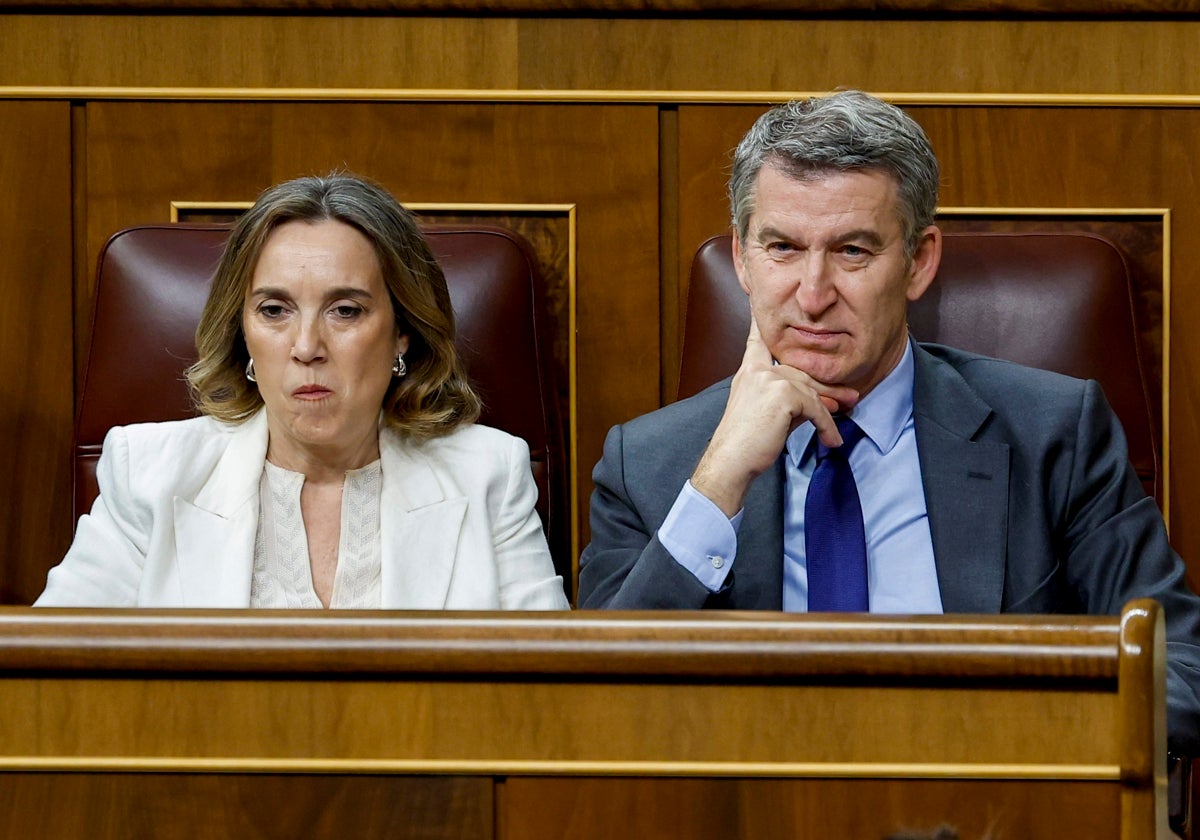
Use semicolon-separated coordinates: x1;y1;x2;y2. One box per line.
912;345;1010;614
378;431;467;609
171;411;267;607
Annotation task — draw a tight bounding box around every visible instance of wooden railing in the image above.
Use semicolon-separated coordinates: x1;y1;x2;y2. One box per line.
0;600;1167;838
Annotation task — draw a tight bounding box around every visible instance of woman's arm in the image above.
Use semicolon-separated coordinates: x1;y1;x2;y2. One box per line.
492;435;570;610
35;427;146;606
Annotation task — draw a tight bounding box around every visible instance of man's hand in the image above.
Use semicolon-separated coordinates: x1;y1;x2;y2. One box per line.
690;317;859;517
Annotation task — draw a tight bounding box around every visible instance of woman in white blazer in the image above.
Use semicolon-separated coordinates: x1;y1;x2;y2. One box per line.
37;174;569;610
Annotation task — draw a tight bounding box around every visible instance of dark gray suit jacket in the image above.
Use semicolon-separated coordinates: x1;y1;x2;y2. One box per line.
579;342;1200;752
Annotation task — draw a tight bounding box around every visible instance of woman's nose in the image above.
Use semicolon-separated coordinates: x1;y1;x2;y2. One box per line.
291;316;327;363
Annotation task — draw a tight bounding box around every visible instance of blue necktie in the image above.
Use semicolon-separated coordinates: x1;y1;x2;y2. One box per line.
805;416;869;611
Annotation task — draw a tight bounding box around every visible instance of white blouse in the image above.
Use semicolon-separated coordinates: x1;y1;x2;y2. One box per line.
250;460;384;609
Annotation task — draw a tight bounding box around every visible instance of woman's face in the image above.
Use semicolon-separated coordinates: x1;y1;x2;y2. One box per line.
242;219;408;467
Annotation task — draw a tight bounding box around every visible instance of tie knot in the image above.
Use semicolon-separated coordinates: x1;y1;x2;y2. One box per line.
816;416;865;462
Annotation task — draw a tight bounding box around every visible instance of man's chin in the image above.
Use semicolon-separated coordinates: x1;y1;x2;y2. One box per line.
772;351;845;384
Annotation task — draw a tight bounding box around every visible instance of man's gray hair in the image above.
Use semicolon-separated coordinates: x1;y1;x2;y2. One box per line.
729;91;940;258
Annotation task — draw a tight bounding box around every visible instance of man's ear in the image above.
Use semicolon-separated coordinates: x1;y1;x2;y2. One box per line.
906;225;942;303
732;229;752;296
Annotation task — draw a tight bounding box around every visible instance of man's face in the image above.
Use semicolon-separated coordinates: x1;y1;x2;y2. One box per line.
733;164;940;399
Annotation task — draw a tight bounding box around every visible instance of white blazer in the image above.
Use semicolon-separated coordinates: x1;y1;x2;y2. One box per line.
36;410;569;610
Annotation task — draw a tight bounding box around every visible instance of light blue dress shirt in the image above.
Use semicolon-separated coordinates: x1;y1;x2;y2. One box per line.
657;340;943;613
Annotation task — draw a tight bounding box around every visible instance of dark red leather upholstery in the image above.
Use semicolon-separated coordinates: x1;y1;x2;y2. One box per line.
679;232;1159;502
75;224;569;590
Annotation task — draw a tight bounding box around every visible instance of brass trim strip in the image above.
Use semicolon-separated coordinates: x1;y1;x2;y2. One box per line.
1163;209;1173;527
408;202;577;214
12;87;1200;107
0;757;1123;780
942;207;1172;216
938;206;1171;529
169;200;250;219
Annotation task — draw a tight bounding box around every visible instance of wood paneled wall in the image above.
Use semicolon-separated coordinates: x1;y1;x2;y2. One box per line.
1;8;1199;600
0;101;73;603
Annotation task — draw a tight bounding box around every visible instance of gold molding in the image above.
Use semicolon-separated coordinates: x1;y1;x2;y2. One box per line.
0;756;1123;780
15;87;1200;107
938;206;1171;528
169;200;250;220
167;199;581;573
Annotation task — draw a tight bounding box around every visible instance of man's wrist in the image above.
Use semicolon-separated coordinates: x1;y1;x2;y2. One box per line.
690;449;753;518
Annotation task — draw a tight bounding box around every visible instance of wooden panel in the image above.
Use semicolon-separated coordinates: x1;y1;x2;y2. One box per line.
677;104;1200;584
0;102;73;605
81;100;657;570
0;16;521;89
8;0;1200;13
0;605;1166;838
8;17;1200;95
501;777;1121;839
519;19;1200;94
0;609;1137;767
0;774;491;840
5;0;1200;13
0;676;1119;765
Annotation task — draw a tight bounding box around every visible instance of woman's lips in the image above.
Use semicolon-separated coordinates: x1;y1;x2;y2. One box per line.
292;385;333;400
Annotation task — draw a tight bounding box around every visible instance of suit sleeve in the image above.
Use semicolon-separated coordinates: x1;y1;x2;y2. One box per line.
578;423;727;609
1063;380;1200;754
34;427;146;606
491;435;570;610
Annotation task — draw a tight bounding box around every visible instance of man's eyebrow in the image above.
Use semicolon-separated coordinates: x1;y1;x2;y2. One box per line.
753;225;888;250
754;225;800;242
832;228;886;249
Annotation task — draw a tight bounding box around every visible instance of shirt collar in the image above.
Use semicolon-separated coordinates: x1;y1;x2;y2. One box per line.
785;338;916;467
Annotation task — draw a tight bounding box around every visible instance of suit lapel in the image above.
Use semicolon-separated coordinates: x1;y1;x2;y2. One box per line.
378;431;466;609
913;345;1010;613
172;411;267;606
737;458;785;609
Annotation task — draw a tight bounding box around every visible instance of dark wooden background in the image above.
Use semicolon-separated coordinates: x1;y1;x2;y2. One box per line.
1;3;1199;602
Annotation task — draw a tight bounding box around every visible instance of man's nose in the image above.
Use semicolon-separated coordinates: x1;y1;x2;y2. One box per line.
793;253;838;316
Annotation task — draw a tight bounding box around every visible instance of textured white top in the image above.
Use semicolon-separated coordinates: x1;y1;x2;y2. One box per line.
250;460;383;609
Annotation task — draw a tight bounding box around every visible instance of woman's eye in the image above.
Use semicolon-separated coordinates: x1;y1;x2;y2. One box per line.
332;305;363;319
258;303;286;318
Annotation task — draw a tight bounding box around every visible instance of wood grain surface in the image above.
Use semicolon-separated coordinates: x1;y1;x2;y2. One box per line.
0;603;1164;839
0;102;74;604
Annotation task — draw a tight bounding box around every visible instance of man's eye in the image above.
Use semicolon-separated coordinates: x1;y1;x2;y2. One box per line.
767;241;795;254
840;245;871;258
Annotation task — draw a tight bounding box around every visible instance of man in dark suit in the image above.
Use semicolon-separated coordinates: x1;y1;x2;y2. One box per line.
577;90;1200;753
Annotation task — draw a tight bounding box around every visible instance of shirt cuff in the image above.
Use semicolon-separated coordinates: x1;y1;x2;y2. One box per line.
657;480;742;592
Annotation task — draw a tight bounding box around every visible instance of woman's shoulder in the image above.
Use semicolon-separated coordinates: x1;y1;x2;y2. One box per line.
103;414;257;486
388;421;522;452
109;414;241;444
383;422;527;477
